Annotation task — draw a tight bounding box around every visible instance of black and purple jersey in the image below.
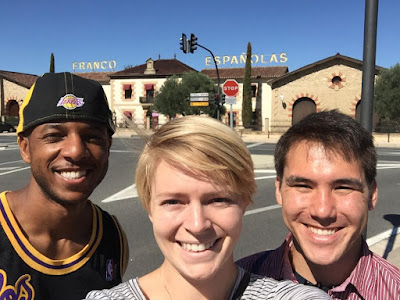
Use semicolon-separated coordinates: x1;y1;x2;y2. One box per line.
0;191;128;300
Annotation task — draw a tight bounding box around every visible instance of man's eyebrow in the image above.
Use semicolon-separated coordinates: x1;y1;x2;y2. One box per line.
285;176;313;185
334;178;365;189
285;176;365;189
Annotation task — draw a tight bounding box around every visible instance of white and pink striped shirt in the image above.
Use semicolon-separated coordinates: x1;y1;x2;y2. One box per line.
237;233;400;299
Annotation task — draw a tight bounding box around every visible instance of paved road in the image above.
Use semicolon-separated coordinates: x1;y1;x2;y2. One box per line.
1;133;399;281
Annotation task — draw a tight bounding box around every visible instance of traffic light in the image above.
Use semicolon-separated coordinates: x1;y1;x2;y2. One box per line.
180;33;188;53
221;94;226;105
213;94;220;105
189;33;197;53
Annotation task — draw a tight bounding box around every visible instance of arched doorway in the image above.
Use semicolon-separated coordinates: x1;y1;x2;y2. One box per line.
292;97;316;125
6;100;19;117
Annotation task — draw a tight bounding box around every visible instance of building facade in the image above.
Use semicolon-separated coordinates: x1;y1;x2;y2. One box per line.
269;53;382;132
0;71;37;121
0;54;383;133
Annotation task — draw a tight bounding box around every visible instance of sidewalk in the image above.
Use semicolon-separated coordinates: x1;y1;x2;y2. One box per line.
368;232;400;269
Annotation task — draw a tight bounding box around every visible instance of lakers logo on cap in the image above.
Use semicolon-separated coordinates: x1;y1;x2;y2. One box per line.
57;94;84;110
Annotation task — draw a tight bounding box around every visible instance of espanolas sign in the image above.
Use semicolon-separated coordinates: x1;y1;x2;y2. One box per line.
72;60;117;71
205;53;287;67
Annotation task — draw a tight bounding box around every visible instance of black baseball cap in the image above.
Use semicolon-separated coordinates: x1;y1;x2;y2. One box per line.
17;72;115;136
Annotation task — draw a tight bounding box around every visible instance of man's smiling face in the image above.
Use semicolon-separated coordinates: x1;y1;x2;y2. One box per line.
276;141;377;268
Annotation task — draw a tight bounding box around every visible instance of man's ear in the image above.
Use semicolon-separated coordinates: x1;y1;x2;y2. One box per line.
18;135;31;164
368;181;378;211
275;176;283;205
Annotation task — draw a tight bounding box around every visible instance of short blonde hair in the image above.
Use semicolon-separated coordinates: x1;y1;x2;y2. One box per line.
135;116;256;212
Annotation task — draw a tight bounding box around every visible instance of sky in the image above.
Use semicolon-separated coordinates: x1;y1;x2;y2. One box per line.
1;0;399;76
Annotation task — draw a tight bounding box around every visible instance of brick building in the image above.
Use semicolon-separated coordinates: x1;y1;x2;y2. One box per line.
0;71;37;121
0;53;383;132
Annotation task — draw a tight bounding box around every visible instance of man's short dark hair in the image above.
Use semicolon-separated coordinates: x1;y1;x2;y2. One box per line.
274;110;377;186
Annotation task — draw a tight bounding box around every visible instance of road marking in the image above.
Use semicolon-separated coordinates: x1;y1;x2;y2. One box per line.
0;147;19;151
377;163;400;170
0;160;24;166
0;166;30;176
367;227;400;246
378;151;400;156
255;175;276;180
247;142;265;149
110;150;137;153
102;184;138;202
254;170;276;173
244;204;281;216
0;167;21;171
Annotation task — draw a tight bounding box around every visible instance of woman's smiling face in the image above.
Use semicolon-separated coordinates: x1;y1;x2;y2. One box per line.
149;160;247;281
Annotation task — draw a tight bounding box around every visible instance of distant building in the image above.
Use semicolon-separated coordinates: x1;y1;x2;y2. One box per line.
201;66;288;130
0;71;37;120
108;58;196;129
269;53;382;132
1;53;383;132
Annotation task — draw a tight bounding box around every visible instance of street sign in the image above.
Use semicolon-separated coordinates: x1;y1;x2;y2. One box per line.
190;101;209;107
225;96;236;105
223;80;239;97
190;93;209;97
190;92;209;102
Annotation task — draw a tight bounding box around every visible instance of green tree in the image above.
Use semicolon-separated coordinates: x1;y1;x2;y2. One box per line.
242;42;252;128
154;72;222;118
374;63;400;124
153;75;184;119
50;53;55;73
180;71;223;117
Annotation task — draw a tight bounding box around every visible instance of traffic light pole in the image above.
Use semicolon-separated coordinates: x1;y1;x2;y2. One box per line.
196;43;221;120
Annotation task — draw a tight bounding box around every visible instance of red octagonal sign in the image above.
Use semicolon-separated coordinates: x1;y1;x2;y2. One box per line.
223;79;239;97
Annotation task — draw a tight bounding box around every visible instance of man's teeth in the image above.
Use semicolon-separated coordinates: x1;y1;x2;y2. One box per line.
308;226;336;236
59;170;86;179
181;241;215;252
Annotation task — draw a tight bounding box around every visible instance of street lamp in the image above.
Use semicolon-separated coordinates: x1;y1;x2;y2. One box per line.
280;94;286;109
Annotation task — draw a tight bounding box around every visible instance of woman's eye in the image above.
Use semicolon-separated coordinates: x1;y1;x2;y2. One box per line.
162;200;181;206
210;198;232;204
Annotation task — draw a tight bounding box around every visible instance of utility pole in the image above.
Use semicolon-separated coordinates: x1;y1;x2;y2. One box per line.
360;0;379;132
179;33;222;119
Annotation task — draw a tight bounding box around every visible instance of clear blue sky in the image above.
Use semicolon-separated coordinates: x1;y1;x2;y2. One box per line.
1;0;399;76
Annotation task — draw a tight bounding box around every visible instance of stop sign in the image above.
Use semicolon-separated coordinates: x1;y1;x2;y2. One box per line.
223;79;239;97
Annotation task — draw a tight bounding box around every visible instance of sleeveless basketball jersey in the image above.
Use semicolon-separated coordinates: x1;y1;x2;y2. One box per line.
0;191;128;300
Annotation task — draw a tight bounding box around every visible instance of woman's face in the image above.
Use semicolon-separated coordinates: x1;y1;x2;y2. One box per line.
149;160;247;281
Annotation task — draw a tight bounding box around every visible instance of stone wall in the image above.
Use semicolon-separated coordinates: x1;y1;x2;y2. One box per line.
3;79;29;115
271;64;366;133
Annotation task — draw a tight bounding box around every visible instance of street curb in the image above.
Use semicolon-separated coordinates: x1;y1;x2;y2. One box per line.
368;229;400;269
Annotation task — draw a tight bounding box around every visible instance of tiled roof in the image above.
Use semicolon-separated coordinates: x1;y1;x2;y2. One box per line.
201;66;288;81
111;59;197;78
272;53;384;88
0;71;38;88
74;72;114;83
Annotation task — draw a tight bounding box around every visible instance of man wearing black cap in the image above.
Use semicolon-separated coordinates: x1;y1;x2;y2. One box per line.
0;72;128;299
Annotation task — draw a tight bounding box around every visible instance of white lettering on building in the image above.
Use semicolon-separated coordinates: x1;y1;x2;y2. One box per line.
204;53;287;66
72;60;117;71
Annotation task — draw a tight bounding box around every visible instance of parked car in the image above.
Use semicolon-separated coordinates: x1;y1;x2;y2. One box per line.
0;121;16;133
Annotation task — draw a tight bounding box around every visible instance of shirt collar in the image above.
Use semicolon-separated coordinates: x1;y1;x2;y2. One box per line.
284;233;371;297
329;239;372;296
